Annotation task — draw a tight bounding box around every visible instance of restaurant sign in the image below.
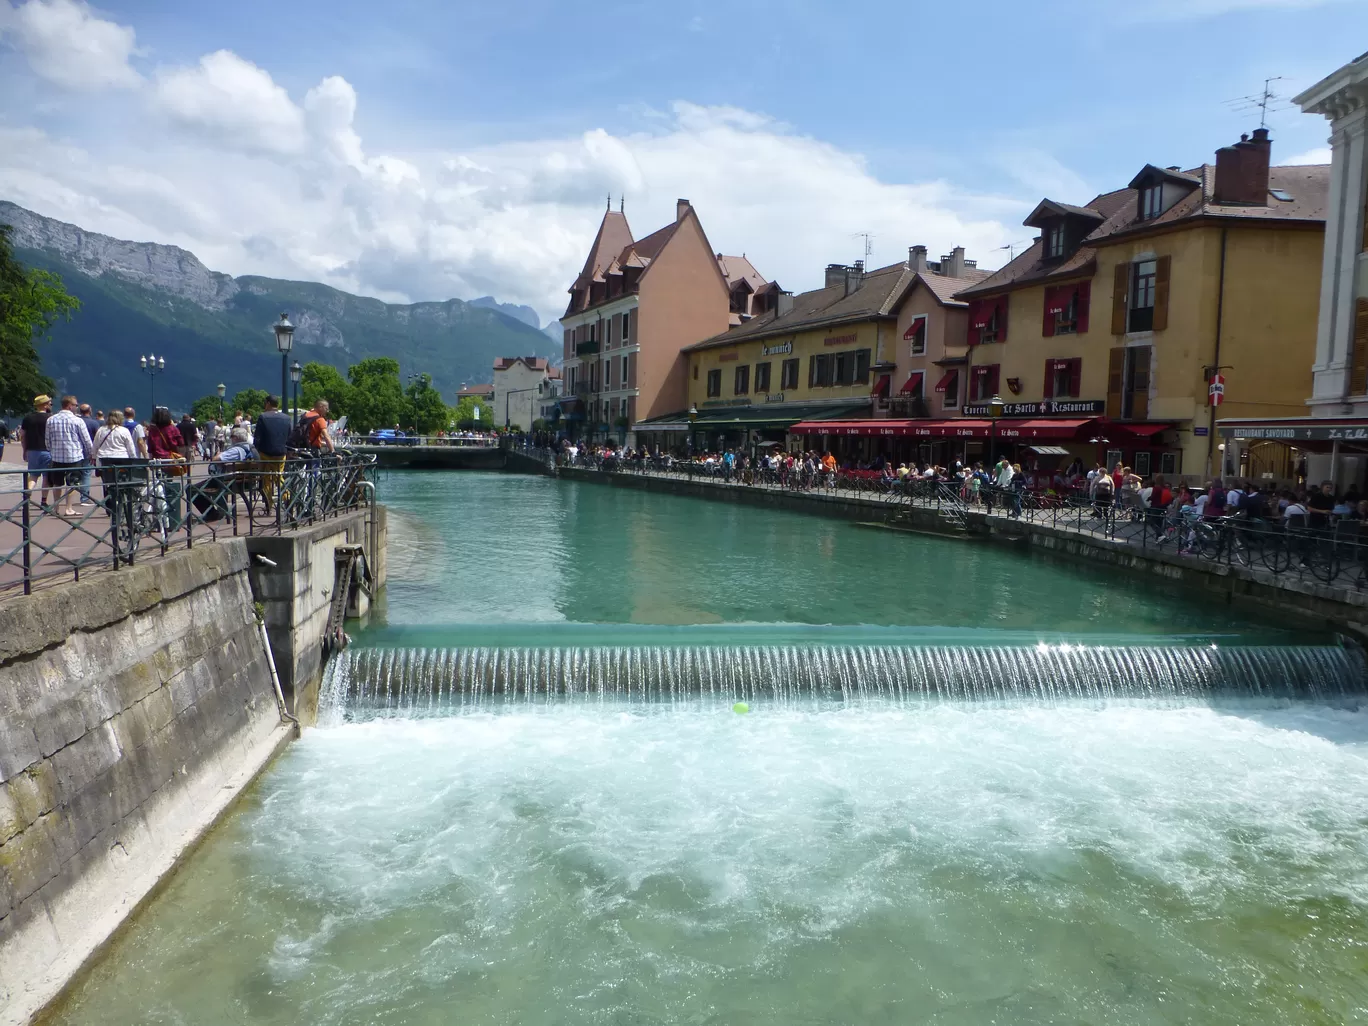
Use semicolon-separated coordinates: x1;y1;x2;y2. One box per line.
823;332;859;348
763;392;785;403
762;341;793;356
962;399;1105;417
1217;422;1368;441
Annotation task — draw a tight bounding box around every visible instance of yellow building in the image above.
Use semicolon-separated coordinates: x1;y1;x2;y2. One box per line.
956;129;1327;481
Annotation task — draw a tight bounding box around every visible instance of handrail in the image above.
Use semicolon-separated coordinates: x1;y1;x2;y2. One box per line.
0;451;377;595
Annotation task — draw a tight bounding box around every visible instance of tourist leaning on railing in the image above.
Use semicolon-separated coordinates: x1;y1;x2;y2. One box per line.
45;395;94;517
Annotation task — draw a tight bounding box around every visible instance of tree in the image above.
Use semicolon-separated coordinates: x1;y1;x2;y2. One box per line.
452;395;491;430
346;357;404;433
230;388;271;420
0;224;78;413
190;394;229;423
299;361;354;417
402;373;449;435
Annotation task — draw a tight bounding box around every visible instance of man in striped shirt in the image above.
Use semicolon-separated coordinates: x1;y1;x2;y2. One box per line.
45;395;94;517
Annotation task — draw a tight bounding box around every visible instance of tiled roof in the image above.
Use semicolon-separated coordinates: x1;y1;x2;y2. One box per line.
916;268;990;307
718;254;766;291
958;162;1329;299
457;383;494;395
570;210;633;294
493;356;551;372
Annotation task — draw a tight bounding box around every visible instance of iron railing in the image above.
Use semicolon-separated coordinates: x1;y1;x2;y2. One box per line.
543;451;1368;591
352;435;498;449
0;450;376;595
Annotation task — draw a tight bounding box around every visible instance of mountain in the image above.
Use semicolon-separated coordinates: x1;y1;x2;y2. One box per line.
470;294;567;351
0;201;557;411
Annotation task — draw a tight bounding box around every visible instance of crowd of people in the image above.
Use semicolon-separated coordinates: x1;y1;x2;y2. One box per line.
1;392;339;517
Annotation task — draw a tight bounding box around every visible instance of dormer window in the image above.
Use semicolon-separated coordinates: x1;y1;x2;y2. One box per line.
1046;223;1066;259
1139;184;1163;220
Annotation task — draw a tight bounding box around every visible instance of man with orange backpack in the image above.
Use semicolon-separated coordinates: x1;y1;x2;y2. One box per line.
289;399;335;453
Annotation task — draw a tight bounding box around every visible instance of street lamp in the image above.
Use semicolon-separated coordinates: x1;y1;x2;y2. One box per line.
688;403;698;457
216;382;226;424
1089;435;1112;472
290;361;302;426
272;314;294;411
139;354;165;410
987;394;1006;467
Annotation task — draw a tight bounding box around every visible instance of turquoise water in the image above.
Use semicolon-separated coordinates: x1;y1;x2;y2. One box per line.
44;473;1368;1026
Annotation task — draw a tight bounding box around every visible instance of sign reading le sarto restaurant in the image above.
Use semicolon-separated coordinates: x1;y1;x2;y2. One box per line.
962;400;1106;417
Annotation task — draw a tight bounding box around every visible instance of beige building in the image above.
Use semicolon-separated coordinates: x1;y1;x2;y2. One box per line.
559;199;773;442
492;356;555;432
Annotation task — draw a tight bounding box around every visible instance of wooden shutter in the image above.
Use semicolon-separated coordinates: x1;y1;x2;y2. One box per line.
1076;281;1091;335
1106;346;1125;419
988;364;1000;396
1152;256;1171;332
1130;345;1151;420
996;296;1009;343
1042;288;1056;338
1068;358;1082;398
966;301;981;346
1111;264;1128;335
1043;360;1055;399
1353;299;1368;396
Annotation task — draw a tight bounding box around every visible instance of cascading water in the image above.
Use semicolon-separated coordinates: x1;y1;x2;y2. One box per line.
320;639;1368;720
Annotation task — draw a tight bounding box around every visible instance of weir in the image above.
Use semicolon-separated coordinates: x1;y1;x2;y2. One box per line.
321;636;1368;718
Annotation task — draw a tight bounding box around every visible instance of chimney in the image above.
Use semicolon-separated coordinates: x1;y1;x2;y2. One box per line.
776;291;794;317
676;198;690;222
908;245;929;273
845;260;866;296
1213;129;1272;206
825;263;848;289
941;246;967;278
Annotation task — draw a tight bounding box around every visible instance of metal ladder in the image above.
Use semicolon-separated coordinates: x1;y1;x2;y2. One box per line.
324;546;362;655
934;484;969;532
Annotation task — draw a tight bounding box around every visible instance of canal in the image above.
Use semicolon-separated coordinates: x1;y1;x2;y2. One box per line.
46;473;1368;1025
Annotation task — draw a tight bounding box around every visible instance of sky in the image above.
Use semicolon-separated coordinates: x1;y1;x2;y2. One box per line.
0;0;1363;327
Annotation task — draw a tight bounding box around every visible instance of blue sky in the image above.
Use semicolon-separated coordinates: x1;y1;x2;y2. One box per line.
0;0;1363;322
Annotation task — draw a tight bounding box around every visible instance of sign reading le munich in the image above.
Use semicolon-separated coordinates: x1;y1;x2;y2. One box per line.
962;400;1106;417
762;341;793;356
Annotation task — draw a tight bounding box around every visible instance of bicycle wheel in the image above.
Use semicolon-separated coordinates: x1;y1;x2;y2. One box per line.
1192;522;1221;559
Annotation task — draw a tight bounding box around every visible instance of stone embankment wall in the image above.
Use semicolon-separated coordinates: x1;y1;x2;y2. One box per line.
246;505;387;723
0;542;293;1026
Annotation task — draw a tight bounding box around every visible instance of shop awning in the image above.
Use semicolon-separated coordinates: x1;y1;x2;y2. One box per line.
899;371;924;395
1025;444;1071;456
636;402;870;434
791;419;994;438
872;374;891;399
1111;422;1173;439
995;418;1095;441
934;370;957;393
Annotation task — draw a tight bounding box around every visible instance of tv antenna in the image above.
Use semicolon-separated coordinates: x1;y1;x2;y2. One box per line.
997;238;1032;261
1224;76;1287;129
850;231;875;265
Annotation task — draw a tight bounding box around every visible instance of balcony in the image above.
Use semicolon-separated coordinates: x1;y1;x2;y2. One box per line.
576;340;601;356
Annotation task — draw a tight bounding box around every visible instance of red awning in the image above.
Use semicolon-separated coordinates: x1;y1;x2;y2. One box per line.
995;418;1096;441
1110;422;1172;439
871;373;891;398
899;371;924;395
791;419;994;437
934;370;957;393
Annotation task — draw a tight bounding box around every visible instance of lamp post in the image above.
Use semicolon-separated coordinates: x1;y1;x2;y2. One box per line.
987;394;1006;468
139;354;165;410
290;361;302;426
688;403;698;457
216;383;226;424
1089;435;1111;472
272;314;294;411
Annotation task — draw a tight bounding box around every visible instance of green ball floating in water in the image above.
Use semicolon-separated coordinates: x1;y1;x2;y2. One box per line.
733;702;750;714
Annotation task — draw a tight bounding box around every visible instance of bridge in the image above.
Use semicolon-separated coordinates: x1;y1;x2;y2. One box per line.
349;437;508;469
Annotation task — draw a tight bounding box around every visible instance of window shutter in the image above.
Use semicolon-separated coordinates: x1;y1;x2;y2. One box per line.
1352;299;1368;395
1111;264;1128;335
1153;256;1171;332
1106;346;1125;419
808;355;817;388
996;296;1009;343
966;301;980;346
1131;346;1151;420
1076;281;1091;334
1043;360;1055;399
988;364;1000;396
1042;288;1056;338
1068;358;1082;398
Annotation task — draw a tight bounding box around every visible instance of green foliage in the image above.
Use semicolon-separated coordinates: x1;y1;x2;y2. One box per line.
346;358;405;433
190;394;229;423
0;224;78;413
300;361;354;417
403;373;448;435
230;388;271;420
452;394;491;430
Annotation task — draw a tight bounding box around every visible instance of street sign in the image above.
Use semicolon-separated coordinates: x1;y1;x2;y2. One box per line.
1208;373;1225;406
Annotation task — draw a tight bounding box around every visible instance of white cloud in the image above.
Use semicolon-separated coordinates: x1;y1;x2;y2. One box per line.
1284;146;1332;165
0;0;140;90
1;45;1025;326
154;50;305;155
